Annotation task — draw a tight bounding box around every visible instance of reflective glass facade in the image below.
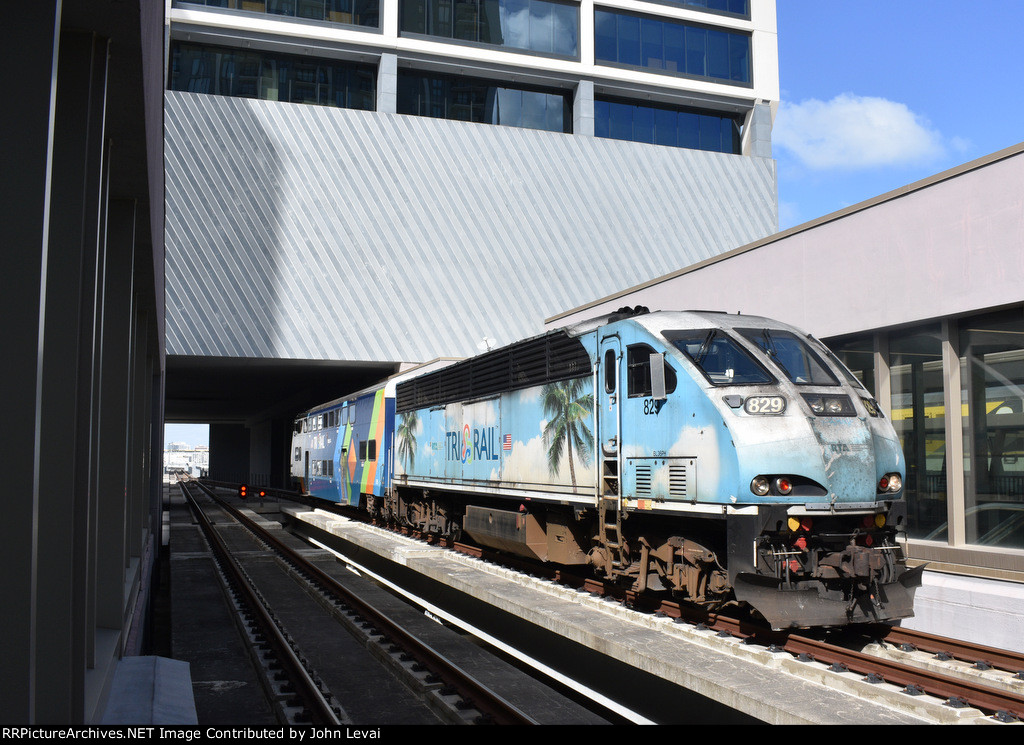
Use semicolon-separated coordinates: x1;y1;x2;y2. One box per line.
178;0;381;28
829;336;875;396
594;97;740;153
400;0;579;57
169;42;376;109
958;311;1024;549
397;71;570;132
889;325;945;540
830;307;1024;552
595;9;751;85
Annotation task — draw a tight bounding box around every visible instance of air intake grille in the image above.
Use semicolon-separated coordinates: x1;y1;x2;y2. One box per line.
635;465;652;496
397;330;591;411
669;464;689;499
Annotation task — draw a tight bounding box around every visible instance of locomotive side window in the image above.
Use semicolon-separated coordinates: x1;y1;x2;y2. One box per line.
604;349;617;393
665;329;773;385
627;344;677;397
737;328;838;386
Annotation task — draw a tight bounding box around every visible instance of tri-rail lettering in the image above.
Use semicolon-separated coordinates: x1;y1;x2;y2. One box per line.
445;425;502;463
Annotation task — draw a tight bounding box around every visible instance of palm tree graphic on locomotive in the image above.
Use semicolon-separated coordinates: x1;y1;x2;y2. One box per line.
396;410;418;471
541;378;595;493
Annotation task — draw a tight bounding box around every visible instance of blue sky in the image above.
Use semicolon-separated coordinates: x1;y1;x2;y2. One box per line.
166;422;209;449
774;1;1024;229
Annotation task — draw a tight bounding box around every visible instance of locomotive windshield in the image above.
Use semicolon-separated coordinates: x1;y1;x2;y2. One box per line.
665;329;773;385
737;328;839;386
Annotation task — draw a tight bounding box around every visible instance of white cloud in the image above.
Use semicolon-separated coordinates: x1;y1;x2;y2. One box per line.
774;94;947;171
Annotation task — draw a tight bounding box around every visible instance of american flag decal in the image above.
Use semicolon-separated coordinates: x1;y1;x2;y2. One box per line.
502;434;512;451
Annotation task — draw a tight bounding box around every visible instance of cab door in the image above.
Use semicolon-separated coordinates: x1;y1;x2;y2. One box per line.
598;335;622;496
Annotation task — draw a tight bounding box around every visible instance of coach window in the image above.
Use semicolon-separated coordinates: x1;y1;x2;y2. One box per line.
627;344;677;397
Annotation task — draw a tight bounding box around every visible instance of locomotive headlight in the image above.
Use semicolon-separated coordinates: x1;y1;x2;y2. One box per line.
878;473;903;493
774;476;793;495
751;476;771;496
787;516;813;532
801;393;856;416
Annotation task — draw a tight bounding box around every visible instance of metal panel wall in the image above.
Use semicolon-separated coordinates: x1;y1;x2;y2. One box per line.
165;90;777;362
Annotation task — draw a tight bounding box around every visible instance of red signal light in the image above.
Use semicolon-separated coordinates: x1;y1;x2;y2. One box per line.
239;484;248;498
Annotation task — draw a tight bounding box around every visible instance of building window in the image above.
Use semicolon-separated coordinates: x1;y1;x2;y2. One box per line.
829;335;876;397
889;325;945;540
169;42;376;110
643;0;748;18
594;97;740;153
958;310;1024;549
397;70;571;133
595;9;751;86
176;0;381;29
400;0;579;58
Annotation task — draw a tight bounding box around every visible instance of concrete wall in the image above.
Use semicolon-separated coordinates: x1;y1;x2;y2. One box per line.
164;90;779;364
548;144;1024;340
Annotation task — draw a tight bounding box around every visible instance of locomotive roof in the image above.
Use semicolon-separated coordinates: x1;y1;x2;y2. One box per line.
567;309;803;339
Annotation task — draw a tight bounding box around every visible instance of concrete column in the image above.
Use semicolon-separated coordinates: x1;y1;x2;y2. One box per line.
573;80;594;137
249;420;273;486
941;319;966;546
742;101;772;159
377;52;398;114
210;423;251;484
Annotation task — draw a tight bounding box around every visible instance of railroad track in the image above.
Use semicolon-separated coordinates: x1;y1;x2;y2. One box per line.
181;480;572;725
201;480;1024;724
180;481;345;725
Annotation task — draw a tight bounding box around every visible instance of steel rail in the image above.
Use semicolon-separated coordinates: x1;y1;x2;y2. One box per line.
777;632;1024;720
880;625;1024;676
180;483;344;726
198;482;539;725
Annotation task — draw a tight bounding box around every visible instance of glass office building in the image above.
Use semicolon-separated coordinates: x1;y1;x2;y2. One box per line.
169;0;777;148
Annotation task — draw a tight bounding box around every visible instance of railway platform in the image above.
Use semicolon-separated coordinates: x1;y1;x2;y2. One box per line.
282;502;999;725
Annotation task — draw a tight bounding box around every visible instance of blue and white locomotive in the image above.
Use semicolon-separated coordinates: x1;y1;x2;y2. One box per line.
291;308;922;629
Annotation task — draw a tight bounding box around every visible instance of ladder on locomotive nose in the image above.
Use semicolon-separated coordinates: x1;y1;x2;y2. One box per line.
599;493;626;574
